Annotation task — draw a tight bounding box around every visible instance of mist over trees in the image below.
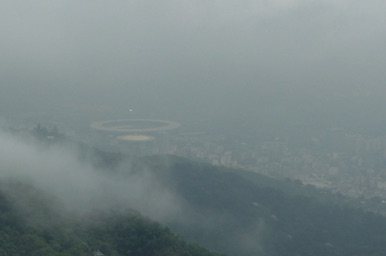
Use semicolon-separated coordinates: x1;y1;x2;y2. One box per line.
0;128;385;255
2;1;386;255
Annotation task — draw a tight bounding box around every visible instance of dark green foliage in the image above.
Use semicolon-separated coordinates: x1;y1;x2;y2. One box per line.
85;214;218;256
0;182;219;256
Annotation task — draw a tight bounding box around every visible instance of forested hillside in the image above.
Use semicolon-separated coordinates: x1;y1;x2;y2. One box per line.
0;181;220;256
3;128;386;256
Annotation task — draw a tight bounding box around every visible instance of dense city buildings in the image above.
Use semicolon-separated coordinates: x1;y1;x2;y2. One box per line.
167;130;386;202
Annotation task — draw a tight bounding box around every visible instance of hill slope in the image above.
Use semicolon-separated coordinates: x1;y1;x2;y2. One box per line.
132;155;386;256
3;128;386;256
0;181;220;256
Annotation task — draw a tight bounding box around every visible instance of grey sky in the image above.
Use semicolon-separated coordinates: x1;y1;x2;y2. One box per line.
1;0;386;134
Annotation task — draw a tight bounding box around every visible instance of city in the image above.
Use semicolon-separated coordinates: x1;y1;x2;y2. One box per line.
88;119;386;207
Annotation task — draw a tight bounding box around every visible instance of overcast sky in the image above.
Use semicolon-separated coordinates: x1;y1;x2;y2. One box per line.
1;0;386;135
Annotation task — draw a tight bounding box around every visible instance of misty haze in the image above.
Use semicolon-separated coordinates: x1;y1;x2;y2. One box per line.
2;1;386;255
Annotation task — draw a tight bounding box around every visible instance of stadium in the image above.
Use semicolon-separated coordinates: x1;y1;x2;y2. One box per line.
91;119;181;155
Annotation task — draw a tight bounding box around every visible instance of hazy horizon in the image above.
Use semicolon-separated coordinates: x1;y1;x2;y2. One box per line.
2;0;386;137
2;3;386;254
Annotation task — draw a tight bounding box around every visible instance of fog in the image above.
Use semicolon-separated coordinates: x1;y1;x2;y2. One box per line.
2;3;386;254
0;128;265;255
0;129;182;221
1;0;386;137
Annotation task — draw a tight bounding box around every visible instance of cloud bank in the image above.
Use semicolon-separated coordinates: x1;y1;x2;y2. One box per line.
0;130;181;221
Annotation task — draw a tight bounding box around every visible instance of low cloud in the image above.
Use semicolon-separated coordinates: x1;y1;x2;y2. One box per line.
0;129;182;222
0;128;268;255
